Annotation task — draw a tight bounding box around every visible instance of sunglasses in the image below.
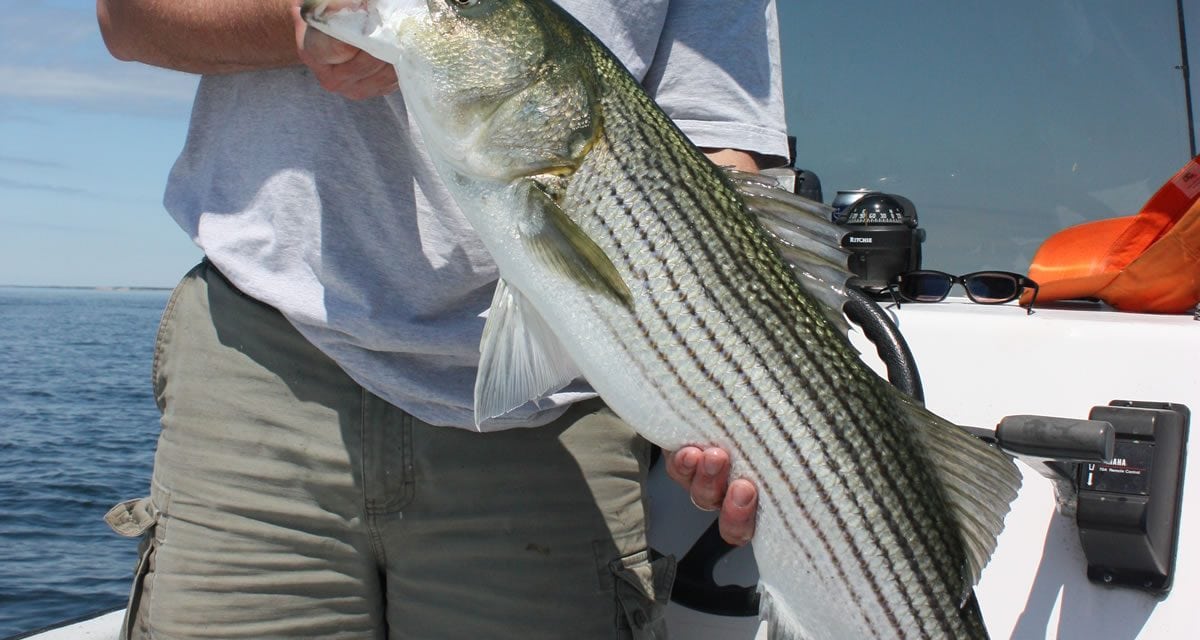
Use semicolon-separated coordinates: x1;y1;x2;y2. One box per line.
890;270;1039;314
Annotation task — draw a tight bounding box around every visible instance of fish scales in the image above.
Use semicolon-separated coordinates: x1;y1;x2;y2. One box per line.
569;34;974;638
301;1;1020;638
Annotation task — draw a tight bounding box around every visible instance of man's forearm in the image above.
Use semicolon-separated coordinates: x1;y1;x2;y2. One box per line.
702;149;765;173
97;0;300;74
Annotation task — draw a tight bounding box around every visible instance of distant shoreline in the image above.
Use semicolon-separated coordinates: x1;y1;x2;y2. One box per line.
0;284;173;292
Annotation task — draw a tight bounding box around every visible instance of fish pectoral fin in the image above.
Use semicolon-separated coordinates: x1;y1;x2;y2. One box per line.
518;179;633;307
474;278;582;428
898;391;1023;595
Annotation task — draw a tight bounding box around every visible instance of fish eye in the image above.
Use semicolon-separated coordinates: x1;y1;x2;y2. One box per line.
447;0;480;7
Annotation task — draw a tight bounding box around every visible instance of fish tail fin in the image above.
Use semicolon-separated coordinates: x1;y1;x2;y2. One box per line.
896;391;1023;593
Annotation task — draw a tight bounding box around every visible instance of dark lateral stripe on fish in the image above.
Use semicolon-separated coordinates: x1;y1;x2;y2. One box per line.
729;261;973;634
703;256;951;634
798;384;954;636
590;92;921;634
582;130;893;632
572;224;894;629
592;156;899;633
767;365;943;636
840;395;970;623
574;148;890;628
736;277;966;634
707;236;964;636
600;107;969;637
622;100;970;632
581;166;834;572
817;373;972;608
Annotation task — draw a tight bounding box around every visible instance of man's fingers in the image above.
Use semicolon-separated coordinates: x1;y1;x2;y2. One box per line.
303;27;358;66
665;447;701;487
670;446;758;545
293;3;397;100
293;4;351;66
688;448;729;511
310;50;399;100
669;446;729;511
305;43;391;96
325;54;397;99
331;48;389;81
718;478;757;546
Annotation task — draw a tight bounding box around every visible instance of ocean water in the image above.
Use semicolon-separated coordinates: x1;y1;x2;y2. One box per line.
0;286;168;638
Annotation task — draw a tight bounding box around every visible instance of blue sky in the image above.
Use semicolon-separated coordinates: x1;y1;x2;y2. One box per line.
2;0;1197;287
1;0;200;288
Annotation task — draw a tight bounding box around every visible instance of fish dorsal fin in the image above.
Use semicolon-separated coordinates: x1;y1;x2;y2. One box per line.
725;169;854;336
474;278;582;428
896;392;1022;593
519;179;632;307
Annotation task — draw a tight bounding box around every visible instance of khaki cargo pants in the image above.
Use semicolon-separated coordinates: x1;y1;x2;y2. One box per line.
106;262;674;639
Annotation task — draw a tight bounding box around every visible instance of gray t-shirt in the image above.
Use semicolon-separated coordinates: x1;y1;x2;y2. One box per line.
163;0;789;429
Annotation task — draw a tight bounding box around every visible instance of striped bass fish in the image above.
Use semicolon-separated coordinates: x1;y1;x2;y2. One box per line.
302;1;1023;638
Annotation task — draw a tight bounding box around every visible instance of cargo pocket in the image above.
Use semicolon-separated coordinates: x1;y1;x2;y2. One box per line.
610;549;676;640
105;493;167;640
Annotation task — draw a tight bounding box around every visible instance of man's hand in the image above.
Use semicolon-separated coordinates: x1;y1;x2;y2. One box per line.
291;4;397;100
666;446;757;546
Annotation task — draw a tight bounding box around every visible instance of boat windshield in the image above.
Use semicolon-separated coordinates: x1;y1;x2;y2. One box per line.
778;0;1195;277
